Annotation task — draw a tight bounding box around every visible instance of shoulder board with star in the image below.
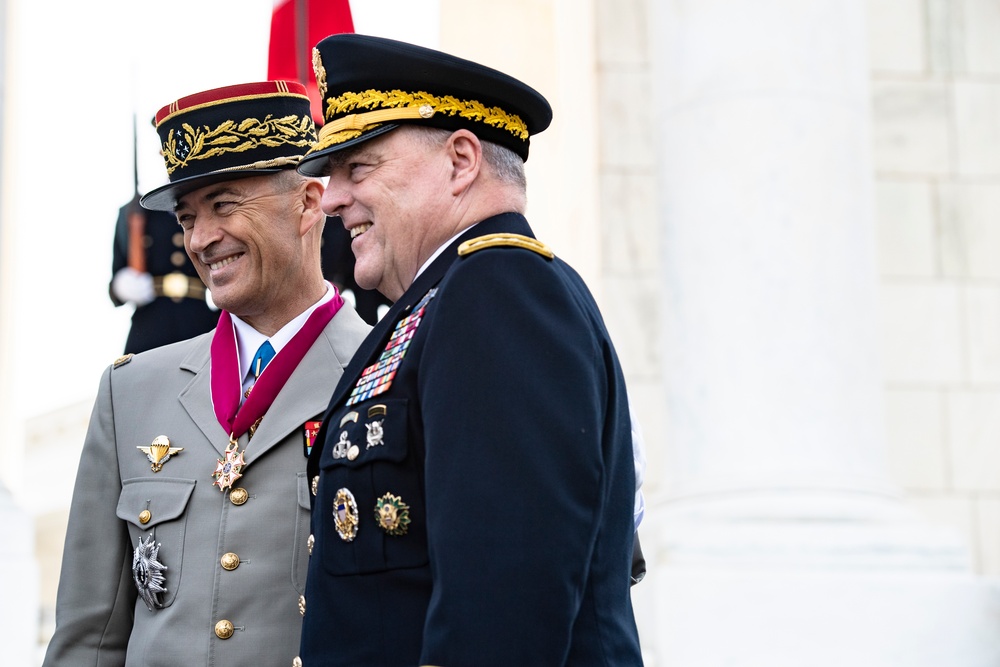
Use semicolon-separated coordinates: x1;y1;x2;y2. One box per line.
113;354;134;369
457;233;554;260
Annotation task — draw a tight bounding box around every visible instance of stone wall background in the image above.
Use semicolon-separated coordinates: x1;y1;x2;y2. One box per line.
594;0;1000;575
870;0;1000;576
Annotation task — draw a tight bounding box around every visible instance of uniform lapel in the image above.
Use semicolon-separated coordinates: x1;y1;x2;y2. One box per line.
240;311;362;463
177;336;231;456
177;307;369;460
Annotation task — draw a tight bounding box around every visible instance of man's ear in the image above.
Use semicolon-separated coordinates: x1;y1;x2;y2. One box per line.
299;178;326;236
446;129;482;197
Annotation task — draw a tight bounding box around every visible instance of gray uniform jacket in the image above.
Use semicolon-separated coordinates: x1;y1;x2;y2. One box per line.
43;305;371;667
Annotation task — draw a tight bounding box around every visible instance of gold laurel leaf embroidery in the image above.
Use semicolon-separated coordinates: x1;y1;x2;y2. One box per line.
161;114;314;174
323;89;528;141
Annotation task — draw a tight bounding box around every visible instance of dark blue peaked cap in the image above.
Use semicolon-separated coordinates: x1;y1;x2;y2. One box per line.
298;34;553;176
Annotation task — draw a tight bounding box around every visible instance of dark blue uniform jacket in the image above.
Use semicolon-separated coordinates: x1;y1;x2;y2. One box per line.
301;213;642;666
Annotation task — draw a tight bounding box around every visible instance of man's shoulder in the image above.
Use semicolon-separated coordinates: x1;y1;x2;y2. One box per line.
110;331;212;376
320;301;374;360
457;232;554;260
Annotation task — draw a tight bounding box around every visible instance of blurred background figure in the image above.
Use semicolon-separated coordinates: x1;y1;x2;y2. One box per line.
110;194;219;354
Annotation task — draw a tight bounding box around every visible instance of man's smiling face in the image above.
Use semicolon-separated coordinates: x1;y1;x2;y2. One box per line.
320;127;456;301
175;173;306;320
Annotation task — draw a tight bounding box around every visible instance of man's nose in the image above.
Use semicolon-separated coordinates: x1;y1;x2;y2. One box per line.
187;217;222;254
321;179;352;217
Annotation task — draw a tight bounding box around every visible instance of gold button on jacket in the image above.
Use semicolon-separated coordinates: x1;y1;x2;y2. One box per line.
215;620;235;639
230;487;249;505
221;552;240;570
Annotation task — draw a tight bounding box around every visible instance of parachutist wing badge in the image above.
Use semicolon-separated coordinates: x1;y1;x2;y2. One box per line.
137;435;183;472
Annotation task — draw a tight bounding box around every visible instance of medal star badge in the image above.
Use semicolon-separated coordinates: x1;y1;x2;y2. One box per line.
132;534;168;611
137;435;183;472
213;438;246;492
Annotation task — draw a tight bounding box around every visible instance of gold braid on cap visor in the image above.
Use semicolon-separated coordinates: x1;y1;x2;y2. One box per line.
311;89;529;152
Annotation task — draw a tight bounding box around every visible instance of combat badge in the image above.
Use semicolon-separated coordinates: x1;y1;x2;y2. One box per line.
366;420;384;449
212;438;246;492
137;435;184;472
133;534;168;611
333;488;359;542
375;493;410;536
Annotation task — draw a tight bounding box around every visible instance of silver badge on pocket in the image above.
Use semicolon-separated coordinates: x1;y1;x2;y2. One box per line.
132;534;168;611
332;431;351;459
366;420;384;449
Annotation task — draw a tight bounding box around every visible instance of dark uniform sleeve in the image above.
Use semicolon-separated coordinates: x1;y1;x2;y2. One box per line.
417;249;610;665
109;206;130;307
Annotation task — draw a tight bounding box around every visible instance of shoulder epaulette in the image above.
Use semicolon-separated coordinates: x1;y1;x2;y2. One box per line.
113;354;134;368
457;233;554;259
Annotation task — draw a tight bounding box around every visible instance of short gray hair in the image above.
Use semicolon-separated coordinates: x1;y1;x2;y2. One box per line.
411;127;526;190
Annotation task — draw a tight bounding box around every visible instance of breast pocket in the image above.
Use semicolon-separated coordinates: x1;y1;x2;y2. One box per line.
117;477;196;608
317;398;427;576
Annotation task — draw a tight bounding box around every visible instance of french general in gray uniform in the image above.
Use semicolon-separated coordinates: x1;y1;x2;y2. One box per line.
44;81;371;667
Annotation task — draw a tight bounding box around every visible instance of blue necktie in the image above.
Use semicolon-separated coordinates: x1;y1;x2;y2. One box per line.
252;341;276;380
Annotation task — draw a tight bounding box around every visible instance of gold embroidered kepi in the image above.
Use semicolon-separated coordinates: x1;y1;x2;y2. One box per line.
141;81;317;211
297;34;553;177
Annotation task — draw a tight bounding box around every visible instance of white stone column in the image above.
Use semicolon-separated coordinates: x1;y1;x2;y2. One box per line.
635;1;1000;664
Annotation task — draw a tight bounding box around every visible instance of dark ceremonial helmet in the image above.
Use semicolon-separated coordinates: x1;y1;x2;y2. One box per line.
297;34;552;177
142;81;317;211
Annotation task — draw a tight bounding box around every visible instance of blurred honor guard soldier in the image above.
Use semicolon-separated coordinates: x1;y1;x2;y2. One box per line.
111;197;220;353
43;81;370;667
297;35;643;666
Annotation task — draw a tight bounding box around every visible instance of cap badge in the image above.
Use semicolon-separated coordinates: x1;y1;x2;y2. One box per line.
312;47;328;101
375;493;411;536
333;488;360;542
137;435;184;473
132;534;168;611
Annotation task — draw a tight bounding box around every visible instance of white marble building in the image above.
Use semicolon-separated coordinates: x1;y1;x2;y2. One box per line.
3;0;1000;664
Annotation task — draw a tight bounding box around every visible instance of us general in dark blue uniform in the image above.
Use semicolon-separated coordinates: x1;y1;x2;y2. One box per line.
297;34;643;666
